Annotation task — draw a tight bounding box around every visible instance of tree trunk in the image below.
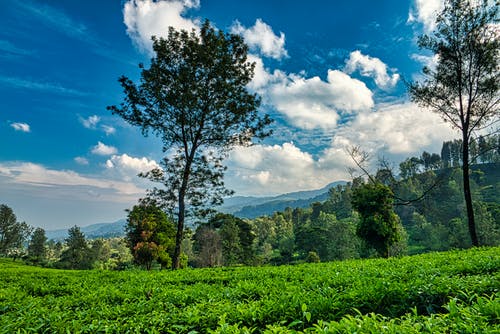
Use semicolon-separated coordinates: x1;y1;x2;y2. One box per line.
172;154;193;270
172;189;185;269
462;136;479;246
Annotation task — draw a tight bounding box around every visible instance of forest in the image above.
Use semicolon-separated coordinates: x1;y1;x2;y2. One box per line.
1;136;498;270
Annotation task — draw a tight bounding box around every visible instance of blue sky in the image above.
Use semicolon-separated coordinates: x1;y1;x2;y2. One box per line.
1;0;460;229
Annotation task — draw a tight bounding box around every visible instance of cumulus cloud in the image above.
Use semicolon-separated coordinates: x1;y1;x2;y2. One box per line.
231;19;288;60
80;115;100;129
332;102;458;155
123;0;200;53
227;142;344;195
91;142;118;156
10;122;30;132
105;154;159;174
268;70;374;130
408;0;443;32
344;50;400;90
74;156;89;165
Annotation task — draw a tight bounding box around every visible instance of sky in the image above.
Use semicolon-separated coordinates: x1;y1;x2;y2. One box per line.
0;0;461;230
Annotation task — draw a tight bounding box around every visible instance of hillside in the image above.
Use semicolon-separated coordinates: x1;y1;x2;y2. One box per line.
46;219;126;241
1;247;498;333
220;181;346;218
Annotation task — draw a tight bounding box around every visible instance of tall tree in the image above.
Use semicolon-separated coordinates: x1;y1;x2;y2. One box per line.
0;204;32;257
352;182;402;258
409;0;499;246
59;226;93;269
109;20;272;269
27;227;47;263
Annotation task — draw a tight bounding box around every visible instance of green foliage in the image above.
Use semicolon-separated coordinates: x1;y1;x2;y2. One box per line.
58;226;94;270
306;251;320;263
0;247;498;333
27;227;47;264
126;203;176;270
352;183;403;258
0;204;32;257
108;20;272;269
409;0;500;246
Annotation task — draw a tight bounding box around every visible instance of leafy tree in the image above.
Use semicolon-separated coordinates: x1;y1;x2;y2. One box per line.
409;0;499;246
441;141;452;168
193;225;222;267
0;204;32;257
219;217;241;266
399;157;423;179
352;182;403;258
27;227;47;263
59;226;93;269
90;238;111;268
126;203;176;270
109;20;272;269
46;240;63;263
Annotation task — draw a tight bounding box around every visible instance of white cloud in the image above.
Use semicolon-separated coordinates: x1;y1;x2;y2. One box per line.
0;76;86;96
106;154;159;174
80;115;100;129
411;53;439;70
228;142;341;195
231;19;288;60
91;142;118;156
333;102;458;155
123;0;200;53
11;122;30;132
101;125;116;135
344;50;399;90
227;142;351;195
0;162;143;196
74;157;89;165
269;70;374;130
408;0;443;32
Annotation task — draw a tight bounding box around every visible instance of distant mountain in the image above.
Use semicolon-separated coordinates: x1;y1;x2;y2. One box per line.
219;181;346;219
45;181;346;240
46;219;126;241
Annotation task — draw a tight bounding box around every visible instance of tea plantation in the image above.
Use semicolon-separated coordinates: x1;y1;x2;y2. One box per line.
1;247;499;333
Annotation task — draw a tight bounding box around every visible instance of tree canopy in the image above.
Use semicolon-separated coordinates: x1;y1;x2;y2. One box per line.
109;20;272;269
409;0;499;246
0;204;32;257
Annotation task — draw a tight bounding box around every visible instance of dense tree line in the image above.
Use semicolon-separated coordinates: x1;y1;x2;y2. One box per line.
1;135;498;270
185;141;498;267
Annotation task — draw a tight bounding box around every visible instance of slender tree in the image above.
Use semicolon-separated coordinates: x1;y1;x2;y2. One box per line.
109;20;271;269
27;227;47;263
409;0;499;246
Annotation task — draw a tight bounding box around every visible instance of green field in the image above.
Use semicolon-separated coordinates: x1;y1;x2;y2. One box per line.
1;247;499;333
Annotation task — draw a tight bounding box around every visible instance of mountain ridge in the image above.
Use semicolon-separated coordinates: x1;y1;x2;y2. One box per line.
46;181;345;240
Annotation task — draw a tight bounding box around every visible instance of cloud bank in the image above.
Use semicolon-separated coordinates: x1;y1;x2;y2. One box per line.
123;0;200;52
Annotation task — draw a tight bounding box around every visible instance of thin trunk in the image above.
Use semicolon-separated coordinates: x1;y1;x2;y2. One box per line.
462;136;479;246
172;182;187;269
172;152;194;269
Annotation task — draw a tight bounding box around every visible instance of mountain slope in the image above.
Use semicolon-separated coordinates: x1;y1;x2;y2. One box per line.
46;219;126;241
220;181;346;218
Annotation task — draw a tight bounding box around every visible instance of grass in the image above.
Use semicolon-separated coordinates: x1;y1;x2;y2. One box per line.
0;247;499;333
